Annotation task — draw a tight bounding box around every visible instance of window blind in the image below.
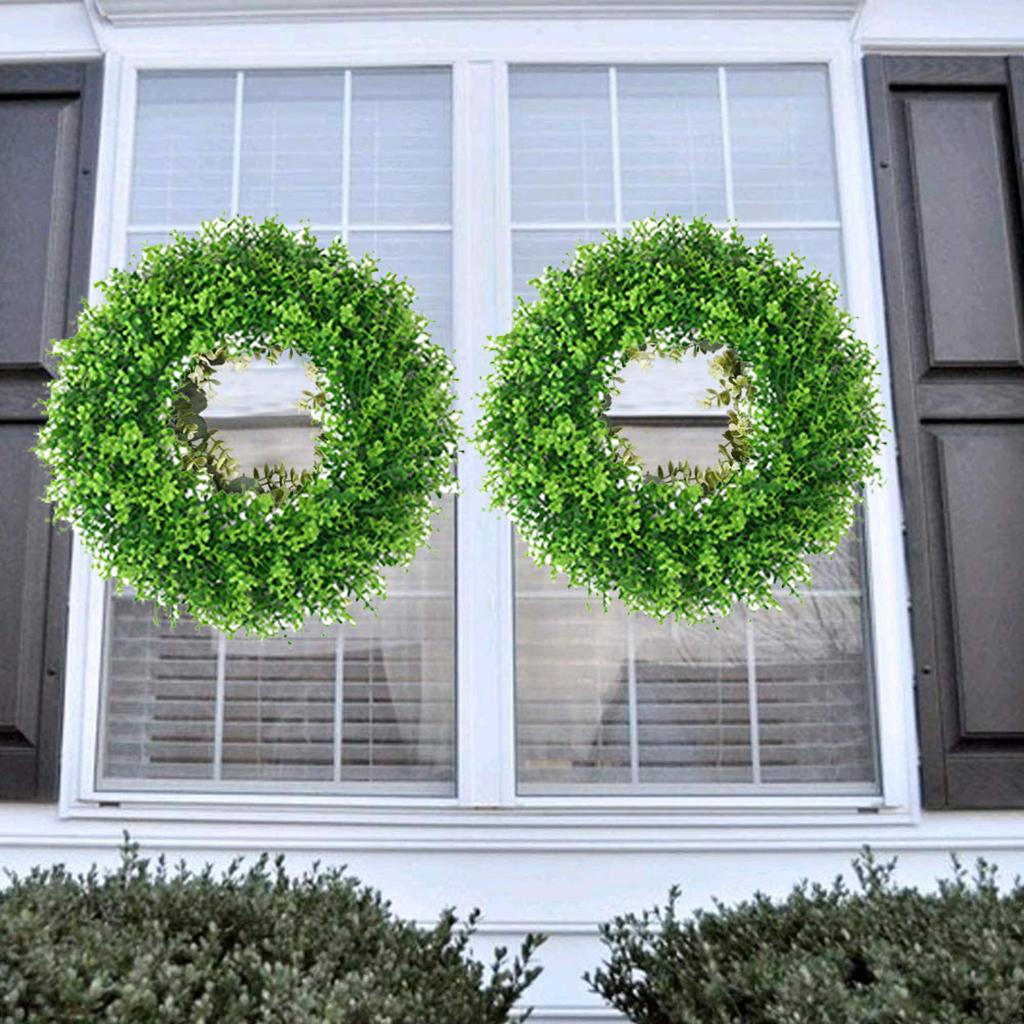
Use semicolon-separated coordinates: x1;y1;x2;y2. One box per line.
99;67;455;796
509;64;876;795
100;500;455;793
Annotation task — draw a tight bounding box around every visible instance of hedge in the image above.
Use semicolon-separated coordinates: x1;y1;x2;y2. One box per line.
0;844;543;1023
587;850;1024;1023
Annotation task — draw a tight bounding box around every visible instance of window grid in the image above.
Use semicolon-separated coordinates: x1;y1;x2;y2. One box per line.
511;63;872;795
204;628;361;787
124;69;454;242
341;69;352;239
508;65;842;294
717;67;736;222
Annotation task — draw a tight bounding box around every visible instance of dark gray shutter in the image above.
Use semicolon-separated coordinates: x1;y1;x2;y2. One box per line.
865;55;1024;809
0;62;102;800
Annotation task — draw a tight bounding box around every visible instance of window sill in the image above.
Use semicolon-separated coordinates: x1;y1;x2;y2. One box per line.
59;790;918;850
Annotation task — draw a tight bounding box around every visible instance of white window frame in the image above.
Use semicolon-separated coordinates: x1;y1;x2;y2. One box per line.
59;14;920;835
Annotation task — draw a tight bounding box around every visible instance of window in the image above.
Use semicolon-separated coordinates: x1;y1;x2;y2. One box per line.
509;65;877;795
91;59;880;805
98;69;455;795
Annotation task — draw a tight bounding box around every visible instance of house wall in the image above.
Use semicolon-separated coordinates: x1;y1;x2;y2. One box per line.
2;2;1024;1020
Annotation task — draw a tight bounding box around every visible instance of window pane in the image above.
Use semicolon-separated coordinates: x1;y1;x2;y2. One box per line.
101;604;217;781
100;503;455;793
618;67;726;222
349;69;451;225
754;226;844;293
754;540;875;785
98;356;456;795
126;230;185;263
511;228;608;302
239;72;345;224
105;68;456;796
509;63;876;795
347;230;452;351
131;73;235;225
515;474;875;795
726;66;839;222
510;68;615;224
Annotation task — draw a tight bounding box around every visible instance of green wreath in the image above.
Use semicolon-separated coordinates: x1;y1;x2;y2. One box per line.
476;217;884;621
37;217;459;636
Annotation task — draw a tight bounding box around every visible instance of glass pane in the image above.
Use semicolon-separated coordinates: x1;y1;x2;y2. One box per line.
511;228;608;303
101;513;455;793
101;605;217;781
514;436;876;795
753;226;845;294
347;230;452;352
754;536;875;785
239;72;345;224
510;68;615;224
609;353;718;418
98;357;456;795
349;68;451;225
618;67;726;222
126;230;184;263
726;66;839;222
131;73;236;226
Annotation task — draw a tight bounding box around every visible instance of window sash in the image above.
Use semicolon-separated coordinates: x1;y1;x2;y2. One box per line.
96;66;457;797
507;62;876;796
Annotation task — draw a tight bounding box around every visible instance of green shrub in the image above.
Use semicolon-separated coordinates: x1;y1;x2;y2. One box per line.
587;851;1024;1023
0;844;543;1023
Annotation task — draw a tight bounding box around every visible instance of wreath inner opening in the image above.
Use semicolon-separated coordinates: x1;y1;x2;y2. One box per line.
171;350;324;498
605;346;753;494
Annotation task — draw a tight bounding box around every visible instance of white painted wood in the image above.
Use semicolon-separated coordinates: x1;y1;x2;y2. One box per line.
92;0;862;25
827;42;918;813
453;59;516;807
0;1;100;59
858;0;1024;51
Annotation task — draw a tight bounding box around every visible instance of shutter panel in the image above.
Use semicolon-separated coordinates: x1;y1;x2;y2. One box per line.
0;62;102;800
865;55;1024;809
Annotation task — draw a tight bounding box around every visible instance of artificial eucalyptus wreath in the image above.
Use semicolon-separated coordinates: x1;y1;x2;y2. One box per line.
37;217;459;636
476;216;884;621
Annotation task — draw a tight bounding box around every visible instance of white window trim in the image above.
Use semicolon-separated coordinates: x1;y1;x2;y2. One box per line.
59;15;920;837
90;0;863;26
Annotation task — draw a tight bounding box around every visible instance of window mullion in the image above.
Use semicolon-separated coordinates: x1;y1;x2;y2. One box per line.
744;612;762;786
452;59;515;806
626;614;640;786
608;65;624;235
341;68;352;243
213;634;227;783
333;631;345;784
